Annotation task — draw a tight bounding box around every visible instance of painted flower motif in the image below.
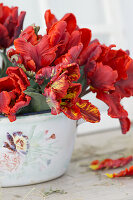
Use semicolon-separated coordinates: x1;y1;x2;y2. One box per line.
44;130;56;141
3;131;30;155
26;129;58;170
0;150;21;172
0;3;26;49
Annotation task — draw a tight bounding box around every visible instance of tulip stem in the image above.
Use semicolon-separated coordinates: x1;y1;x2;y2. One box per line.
3;49;6;55
80;88;91;97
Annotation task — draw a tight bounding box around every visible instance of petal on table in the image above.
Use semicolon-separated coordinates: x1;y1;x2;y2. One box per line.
106;166;133;178
90;156;133;170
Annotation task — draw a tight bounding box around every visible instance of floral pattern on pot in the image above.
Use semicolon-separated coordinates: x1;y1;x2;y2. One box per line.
28;129;59;170
0;128;58;174
3;131;29;155
0;150;21;172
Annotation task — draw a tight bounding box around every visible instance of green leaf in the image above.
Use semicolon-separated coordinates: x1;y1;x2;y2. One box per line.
24;91;50;112
77;66;86;89
39;83;47;93
25;80;44;93
28;79;40;91
39;78;51;93
0;51;14;78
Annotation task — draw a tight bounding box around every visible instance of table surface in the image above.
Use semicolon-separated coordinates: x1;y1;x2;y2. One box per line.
1;126;133;200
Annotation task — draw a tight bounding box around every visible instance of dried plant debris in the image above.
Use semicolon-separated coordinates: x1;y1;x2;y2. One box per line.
43;187;67;197
22;187;67;199
22;188;45;200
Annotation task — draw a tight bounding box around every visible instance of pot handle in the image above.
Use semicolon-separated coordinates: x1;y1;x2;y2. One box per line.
76;118;86;127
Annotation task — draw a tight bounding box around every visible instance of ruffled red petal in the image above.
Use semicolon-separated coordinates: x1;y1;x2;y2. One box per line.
79;28;92;50
19;25;40;45
0;4;26;48
13;11;26;40
96;91;130;134
9;93;31;122
116;60;133;98
48;21;67;46
66;30;81;50
44;10;57;32
14;35;57;71
55;43;83;65
78;39;100;66
0;91;11;114
61;13;77;34
86;62;118;91
97;45;131;81
6;67;30;90
0;24;10;48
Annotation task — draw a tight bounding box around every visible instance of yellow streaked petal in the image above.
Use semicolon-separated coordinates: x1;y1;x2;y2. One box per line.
89;165;99;170
105;173;114;178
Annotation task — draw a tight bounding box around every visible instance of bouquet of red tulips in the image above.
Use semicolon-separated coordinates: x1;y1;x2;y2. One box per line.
0;3;133;134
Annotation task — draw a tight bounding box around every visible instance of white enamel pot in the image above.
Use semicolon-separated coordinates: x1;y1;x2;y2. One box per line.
0;111;82;187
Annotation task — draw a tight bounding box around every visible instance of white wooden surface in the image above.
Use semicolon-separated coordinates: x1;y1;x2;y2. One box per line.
1;126;133;200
